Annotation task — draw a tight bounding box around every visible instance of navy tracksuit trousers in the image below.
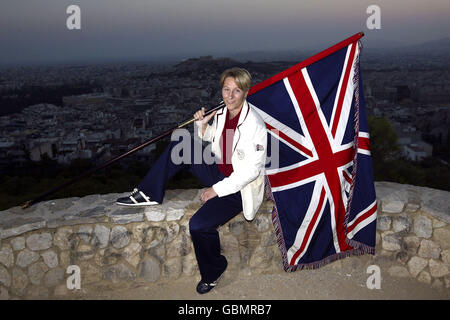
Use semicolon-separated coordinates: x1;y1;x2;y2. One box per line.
138;136;242;283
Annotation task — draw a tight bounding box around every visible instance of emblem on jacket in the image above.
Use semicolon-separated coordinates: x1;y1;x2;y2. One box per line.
256;144;264;151
237;149;245;160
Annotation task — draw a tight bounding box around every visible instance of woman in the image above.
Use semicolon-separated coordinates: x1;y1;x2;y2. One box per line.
116;67;267;294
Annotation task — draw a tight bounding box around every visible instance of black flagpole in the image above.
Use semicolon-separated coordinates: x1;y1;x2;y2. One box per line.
21;101;225;209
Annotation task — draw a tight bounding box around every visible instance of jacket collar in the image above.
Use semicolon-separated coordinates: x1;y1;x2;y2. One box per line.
236;100;250;128
214;100;251;153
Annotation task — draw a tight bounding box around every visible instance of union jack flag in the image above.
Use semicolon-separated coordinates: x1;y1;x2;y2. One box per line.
247;33;377;270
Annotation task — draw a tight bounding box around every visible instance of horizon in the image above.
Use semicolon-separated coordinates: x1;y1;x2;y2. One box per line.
1;0;450;67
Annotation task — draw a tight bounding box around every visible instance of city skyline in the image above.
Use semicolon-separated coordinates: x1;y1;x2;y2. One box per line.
1;0;450;66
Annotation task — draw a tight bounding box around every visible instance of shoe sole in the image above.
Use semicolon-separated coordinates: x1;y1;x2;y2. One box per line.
115;201;159;207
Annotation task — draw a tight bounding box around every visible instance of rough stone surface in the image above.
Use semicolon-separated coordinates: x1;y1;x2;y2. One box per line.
433;228;450;249
393;216;411;233
44;268;64;287
104;263;136;283
53;227;73;250
41;250;59;269
382;232;402;251
139;257;161;282
11;268;29;296
0;245;14;268
418;239;441;259
377;216;391;231
407;256;428;278
0;265;11;287
429;259;449;278
26;233;53;251
414;216;433;239
144;207;166;222
382;200;405;214
92;225;110;249
10;237;25;251
110;226;130;249
28;262;49;285
417;270;432;284
16;249;40;268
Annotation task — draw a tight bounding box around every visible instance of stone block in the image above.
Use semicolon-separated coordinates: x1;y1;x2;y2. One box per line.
28;261;49;285
393;215;411;233
26;233;53;251
104;263;136;283
163;257;182;280
417;270;432;284
16;249;40;268
0;245;14;268
123;242;142;268
407;256;428;278
442;249;450;265
53;227;74;250
403;236;420;254
433;228;450;249
144;206;166;222
92;225;110;249
382;200;405;214
41;250;59;269
0;265;11;287
44;267;64;288
11;268;29;296
110;226;130;249
382;232;402;251
413;215;433;239
376;215;391;231
139;257;161;282
429;259;449;278
10;237;25;251
418;239;441;259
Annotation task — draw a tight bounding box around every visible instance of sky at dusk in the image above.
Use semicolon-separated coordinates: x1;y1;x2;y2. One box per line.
1;0;450;66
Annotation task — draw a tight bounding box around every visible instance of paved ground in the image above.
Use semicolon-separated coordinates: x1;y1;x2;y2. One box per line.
79;255;449;300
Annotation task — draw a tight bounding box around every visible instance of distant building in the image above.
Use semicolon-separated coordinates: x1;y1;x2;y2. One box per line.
29;142;55;162
403;141;433;161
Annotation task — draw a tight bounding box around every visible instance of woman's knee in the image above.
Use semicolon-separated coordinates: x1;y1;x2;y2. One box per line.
189;207;216;234
189;215;204;234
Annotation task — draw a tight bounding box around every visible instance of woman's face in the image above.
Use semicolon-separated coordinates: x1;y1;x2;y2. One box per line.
222;77;247;114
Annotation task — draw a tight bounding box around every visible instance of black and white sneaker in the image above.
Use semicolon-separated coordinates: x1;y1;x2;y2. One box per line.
196;260;227;294
196;279;219;294
116;188;159;206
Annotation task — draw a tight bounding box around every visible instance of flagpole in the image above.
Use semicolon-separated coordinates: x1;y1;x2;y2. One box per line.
21;101;225;209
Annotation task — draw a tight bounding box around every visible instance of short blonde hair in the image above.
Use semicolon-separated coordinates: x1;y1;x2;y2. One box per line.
219;67;252;92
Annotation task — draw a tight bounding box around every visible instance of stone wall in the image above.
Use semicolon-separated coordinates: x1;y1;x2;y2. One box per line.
0;181;449;299
373;182;449;289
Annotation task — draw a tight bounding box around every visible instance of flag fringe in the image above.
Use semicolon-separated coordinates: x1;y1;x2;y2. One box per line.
266;39;376;273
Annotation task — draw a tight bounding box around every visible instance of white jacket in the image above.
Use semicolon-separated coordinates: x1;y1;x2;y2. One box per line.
195;101;267;221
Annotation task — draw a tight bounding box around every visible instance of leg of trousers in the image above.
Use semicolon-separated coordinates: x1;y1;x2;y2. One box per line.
137;137;225;203
137;136;243;283
189;191;242;283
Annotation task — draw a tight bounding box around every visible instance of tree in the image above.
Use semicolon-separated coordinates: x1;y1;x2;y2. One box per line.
368;116;400;164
